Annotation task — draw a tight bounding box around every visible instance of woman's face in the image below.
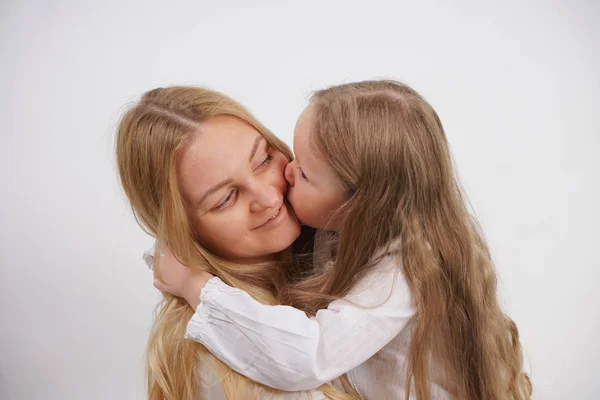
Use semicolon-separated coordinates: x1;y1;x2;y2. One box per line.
177;115;301;264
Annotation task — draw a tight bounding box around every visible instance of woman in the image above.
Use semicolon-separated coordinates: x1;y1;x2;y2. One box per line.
115;86;354;399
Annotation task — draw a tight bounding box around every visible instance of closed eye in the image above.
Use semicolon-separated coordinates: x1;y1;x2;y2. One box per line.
299;167;308;181
216;189;237;210
258;154;273;169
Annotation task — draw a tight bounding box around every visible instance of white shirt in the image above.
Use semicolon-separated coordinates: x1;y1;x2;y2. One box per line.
143;249;330;399
184;241;451;399
197;357;329;399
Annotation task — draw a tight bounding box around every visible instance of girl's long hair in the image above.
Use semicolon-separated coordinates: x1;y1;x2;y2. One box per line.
116;86;356;399
282;80;532;400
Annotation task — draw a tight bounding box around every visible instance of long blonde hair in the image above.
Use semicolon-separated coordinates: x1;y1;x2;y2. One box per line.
116;86;355;399
283;80;532;399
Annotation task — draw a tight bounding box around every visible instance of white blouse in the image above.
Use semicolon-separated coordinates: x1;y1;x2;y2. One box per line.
197;356;329;399
143;249;330;399
183;241;451;399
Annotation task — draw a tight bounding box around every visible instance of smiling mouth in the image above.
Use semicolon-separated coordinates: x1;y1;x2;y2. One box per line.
254;203;284;230
268;207;280;220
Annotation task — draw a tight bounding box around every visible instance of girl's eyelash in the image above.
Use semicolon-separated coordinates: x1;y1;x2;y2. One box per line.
299;167;308;180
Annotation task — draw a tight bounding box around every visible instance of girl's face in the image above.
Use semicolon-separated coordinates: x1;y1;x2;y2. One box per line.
177;115;301;264
284;106;347;230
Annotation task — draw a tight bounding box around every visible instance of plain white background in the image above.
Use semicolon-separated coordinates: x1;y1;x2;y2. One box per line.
1;1;598;399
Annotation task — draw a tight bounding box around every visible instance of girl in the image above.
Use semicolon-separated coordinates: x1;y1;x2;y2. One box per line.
116;86;356;399
155;80;532;399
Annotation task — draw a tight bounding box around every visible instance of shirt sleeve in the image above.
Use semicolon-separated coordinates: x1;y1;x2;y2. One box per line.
185;253;414;391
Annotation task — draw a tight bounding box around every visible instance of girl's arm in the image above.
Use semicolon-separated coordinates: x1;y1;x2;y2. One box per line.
184;254;413;392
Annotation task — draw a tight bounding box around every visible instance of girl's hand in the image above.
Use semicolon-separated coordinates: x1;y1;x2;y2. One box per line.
152;243;213;310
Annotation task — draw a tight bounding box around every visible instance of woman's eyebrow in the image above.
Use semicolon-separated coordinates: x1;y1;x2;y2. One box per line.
248;136;266;162
197;178;233;206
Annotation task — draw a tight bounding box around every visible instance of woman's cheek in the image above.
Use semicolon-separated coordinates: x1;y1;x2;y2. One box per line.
216;210;245;243
271;154;289;190
275;153;288;172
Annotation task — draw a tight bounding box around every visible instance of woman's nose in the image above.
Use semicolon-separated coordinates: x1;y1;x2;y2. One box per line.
284;160;295;187
249;181;280;213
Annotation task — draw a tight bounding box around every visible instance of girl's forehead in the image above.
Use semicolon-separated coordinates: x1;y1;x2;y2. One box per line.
294;105;314;137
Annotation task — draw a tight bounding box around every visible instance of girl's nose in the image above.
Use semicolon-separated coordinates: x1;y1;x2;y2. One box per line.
284;160;295;187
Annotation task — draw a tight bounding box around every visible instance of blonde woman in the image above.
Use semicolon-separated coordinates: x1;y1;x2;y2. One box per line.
155;80;532;399
116;86;356;400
